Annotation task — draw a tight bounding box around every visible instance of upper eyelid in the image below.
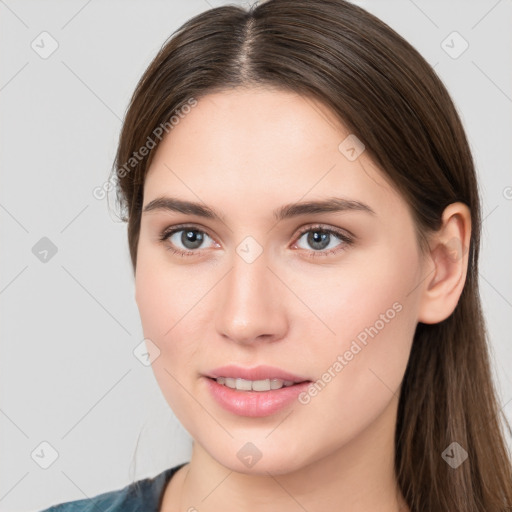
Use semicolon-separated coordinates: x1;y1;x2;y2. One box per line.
162;223;353;246
162;223;216;241
295;224;353;238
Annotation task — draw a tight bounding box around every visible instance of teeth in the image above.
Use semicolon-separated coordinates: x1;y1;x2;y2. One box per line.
215;377;297;391
236;378;252;391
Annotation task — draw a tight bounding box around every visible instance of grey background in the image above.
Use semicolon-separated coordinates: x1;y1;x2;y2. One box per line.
1;1;511;510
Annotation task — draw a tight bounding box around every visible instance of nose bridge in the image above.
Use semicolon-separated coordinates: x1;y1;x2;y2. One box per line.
215;243;287;344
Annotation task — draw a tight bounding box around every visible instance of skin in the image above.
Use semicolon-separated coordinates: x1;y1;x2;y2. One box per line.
134;87;471;512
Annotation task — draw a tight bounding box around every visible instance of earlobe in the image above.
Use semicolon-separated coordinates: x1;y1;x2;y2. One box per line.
417;202;472;324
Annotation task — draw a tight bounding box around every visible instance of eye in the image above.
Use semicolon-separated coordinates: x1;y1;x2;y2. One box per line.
159;225;216;256
292;225;353;258
159;223;354;258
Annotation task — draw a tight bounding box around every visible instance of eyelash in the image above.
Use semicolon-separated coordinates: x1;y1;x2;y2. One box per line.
158;224;354;259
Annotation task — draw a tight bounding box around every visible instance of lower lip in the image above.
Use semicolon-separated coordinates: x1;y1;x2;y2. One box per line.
204;377;311;417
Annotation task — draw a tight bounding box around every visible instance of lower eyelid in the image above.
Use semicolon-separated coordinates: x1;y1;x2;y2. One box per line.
161;226;353;255
162;228;216;249
294;227;352;244
293;233;351;255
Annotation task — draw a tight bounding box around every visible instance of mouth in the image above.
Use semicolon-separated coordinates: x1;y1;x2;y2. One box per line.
205;364;311;390
208;376;306;392
202;364;312;416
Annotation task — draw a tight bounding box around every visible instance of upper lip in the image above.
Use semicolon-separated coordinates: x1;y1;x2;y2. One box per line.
205;365;311;383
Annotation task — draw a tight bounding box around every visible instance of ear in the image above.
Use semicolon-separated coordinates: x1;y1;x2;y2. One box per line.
417;202;472;324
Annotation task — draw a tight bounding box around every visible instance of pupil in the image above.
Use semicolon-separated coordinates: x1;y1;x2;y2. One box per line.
308;231;329;250
182;230;203;249
179;229;330;251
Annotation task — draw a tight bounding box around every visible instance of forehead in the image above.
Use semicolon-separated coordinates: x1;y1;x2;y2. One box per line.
143;87;403;219
151;87;346;167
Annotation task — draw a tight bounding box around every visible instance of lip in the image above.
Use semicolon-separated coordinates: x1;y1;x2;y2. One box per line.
204;377;311;417
203;365;312;417
205;364;310;383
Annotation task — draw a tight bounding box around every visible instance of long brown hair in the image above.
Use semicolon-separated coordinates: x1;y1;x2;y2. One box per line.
111;1;512;509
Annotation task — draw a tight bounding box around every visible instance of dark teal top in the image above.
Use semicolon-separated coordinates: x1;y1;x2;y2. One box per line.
39;463;187;512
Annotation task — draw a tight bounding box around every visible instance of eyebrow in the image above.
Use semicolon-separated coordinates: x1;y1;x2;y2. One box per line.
142;196;375;222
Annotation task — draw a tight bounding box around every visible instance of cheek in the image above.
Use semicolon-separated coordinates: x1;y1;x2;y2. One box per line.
298;243;420;416
134;253;211;376
296;239;418;377
135;249;198;341
135;258;202;420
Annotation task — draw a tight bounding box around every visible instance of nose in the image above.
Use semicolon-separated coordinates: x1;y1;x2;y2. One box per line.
215;250;289;346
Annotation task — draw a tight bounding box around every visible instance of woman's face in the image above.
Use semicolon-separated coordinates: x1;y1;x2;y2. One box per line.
135;87;427;474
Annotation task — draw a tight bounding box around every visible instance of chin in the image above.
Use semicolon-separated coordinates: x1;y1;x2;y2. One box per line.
205;441;314;476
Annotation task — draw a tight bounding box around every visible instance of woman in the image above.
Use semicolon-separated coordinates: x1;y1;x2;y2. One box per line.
41;0;512;510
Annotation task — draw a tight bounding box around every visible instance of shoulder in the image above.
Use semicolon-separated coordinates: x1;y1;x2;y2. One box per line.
38;463;187;512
